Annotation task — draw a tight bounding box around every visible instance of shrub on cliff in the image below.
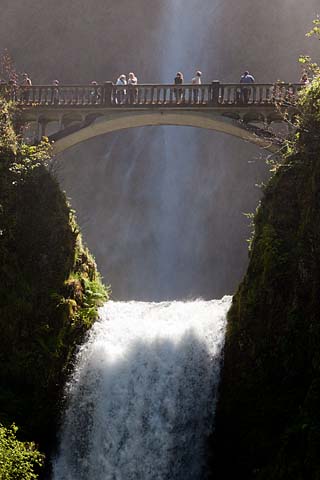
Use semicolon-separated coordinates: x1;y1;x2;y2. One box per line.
0;96;109;465
0;424;44;480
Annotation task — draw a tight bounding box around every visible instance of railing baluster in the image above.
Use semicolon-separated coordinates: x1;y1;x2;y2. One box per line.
163;87;167;104
204;86;208;104
137;86;141;105
252;86;256;103
220;85;224;104
169;87;173;104
72;87;76;104
201;86;205;104
49;87;54;105
266;86;271;103
37;87;41;105
62;87;66;105
206;85;211;104
227;87;231;103
42;87;46;105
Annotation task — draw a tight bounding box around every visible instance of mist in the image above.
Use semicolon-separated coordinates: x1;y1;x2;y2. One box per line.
1;0;318;300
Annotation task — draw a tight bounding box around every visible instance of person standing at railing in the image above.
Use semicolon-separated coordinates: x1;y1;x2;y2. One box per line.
192;71;202;103
51;79;60;104
128;72;138;104
240;70;255;103
174;72;183;103
90;81;100;104
21;73;32;103
116;74;127;104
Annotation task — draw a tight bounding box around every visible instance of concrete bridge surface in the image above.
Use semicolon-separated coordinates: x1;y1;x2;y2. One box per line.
3;81;301;154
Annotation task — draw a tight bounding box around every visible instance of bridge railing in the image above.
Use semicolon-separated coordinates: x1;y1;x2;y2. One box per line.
0;82;303;107
218;83;302;105
111;83;215;105
0;84;105;106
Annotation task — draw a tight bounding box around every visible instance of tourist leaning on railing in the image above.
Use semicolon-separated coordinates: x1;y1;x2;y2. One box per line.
240;70;255;103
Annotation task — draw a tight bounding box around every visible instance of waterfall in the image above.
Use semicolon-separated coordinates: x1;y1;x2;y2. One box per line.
53;296;231;479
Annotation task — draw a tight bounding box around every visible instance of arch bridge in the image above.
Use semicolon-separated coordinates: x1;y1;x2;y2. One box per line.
8;81;300;154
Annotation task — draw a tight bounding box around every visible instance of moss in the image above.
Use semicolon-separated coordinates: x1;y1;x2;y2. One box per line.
212;79;320;479
0;96;109;468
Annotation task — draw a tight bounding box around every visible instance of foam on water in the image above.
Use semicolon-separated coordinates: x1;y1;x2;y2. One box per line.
53;296;231;480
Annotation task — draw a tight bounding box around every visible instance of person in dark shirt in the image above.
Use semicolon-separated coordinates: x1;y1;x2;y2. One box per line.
240;70;255;103
174;72;183;103
51;79;60;104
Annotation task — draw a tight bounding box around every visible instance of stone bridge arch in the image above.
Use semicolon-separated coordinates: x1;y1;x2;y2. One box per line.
49;110;279;154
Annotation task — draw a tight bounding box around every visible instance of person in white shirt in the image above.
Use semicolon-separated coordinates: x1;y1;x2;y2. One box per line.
192;70;202;103
21;73;32;103
128;72;138;104
51;79;60;104
116;74;127;104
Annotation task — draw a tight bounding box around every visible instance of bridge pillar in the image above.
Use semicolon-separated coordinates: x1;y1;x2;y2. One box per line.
211;81;220;106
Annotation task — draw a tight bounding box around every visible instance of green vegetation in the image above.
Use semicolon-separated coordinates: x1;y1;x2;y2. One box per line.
0;424;44;480
212;31;320;480
0;96;109;475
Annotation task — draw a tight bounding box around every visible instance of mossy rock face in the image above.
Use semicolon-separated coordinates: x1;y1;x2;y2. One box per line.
212;80;320;479
0;98;108;458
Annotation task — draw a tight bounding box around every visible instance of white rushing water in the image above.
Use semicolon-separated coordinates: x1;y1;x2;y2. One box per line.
53;296;231;480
